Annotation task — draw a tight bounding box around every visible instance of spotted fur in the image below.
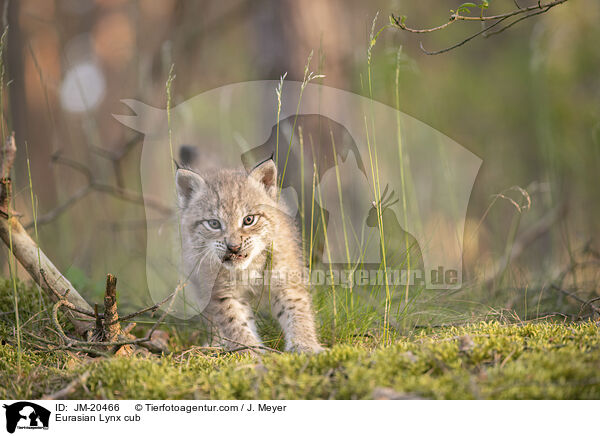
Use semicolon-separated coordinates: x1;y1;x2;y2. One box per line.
176;159;323;354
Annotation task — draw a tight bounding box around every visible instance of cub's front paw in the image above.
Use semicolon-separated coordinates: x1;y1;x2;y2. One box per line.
286;342;325;354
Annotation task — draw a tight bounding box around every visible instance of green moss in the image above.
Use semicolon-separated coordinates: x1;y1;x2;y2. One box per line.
1;281;599;399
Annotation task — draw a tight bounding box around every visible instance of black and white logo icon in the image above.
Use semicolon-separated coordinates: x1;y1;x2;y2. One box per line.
3;402;50;433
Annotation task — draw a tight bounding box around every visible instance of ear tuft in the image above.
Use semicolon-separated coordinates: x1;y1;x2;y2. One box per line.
175;169;206;207
249;158;277;198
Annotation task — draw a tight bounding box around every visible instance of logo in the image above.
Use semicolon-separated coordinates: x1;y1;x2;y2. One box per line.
114;80;481;318
3;402;50;433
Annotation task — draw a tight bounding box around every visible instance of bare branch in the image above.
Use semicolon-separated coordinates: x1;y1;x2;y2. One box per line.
25;186;91;229
419;16;511;56
551;284;600;317
483;5;556;38
24;149;173;229
106;289;178;324
91;182;172;215
51;153;94;183
391;0;569;55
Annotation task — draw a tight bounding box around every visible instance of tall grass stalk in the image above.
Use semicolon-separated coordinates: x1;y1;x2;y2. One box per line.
394;48;413;307
0;26;7;141
166;64;177;199
366;14;392;345
7;219;21;372
307;159;318;275
261;74;288;314
274;54;332;336
25;142;44;310
274;72;287;167
278;51;324;196
165;64;188;316
298;126;307;259
314;162;337;342
329;130;354;312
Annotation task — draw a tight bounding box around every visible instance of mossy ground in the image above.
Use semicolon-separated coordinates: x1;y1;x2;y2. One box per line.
1;279;599;400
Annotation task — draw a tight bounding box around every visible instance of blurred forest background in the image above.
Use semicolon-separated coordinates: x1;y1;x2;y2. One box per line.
1;0;598;327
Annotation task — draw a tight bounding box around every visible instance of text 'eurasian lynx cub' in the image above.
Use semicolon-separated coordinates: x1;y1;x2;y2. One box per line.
175;159;323;353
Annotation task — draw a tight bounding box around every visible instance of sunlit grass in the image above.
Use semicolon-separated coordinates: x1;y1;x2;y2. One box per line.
1;280;598;400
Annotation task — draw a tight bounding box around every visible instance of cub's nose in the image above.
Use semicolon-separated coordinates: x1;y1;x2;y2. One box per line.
226;242;241;253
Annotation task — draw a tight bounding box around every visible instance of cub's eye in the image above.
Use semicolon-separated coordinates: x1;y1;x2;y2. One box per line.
203;219;222;230
242;215;258;227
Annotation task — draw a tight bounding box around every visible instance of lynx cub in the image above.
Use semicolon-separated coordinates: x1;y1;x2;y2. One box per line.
175;158;323;353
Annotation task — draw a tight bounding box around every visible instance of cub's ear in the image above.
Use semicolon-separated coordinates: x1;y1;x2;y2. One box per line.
175;169;206;208
249;158;277;198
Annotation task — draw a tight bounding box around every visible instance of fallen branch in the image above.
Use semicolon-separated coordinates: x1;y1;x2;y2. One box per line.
0;133;179;354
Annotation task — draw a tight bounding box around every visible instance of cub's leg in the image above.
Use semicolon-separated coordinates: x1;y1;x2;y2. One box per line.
272;285;323;353
204;294;263;353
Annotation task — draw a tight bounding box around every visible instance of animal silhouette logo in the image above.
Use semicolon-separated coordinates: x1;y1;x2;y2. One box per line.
366;184;424;276
3;402;50;433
